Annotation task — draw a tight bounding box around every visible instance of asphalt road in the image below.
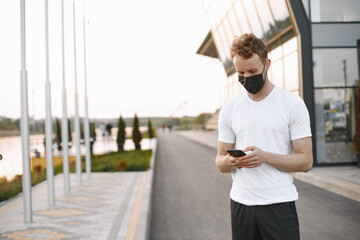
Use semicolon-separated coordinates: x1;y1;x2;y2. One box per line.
150;132;360;240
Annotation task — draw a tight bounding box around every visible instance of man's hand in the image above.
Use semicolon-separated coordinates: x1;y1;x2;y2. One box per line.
228;154;243;169
236;146;267;168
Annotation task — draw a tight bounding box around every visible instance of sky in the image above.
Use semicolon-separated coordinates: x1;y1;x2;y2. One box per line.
0;0;228;120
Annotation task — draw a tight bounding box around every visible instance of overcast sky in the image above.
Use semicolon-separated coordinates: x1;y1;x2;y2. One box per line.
0;0;227;119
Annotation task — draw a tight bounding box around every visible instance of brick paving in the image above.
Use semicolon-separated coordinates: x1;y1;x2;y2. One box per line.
0;171;147;240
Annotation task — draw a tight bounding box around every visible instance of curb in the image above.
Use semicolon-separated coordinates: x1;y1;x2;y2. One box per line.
135;139;157;240
292;172;360;203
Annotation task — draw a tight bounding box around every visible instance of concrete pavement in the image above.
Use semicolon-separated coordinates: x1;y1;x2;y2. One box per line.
176;130;360;203
0;140;157;240
150;131;360;240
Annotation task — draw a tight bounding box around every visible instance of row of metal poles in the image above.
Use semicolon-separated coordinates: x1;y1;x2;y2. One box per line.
20;0;91;223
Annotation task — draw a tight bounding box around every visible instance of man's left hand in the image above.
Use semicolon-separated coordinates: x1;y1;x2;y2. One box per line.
239;146;267;168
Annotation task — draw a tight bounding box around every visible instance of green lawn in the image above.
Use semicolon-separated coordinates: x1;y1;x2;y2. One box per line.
0;149;152;202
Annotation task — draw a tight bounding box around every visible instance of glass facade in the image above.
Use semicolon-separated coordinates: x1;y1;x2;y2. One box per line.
202;0;300;99
310;0;360;164
199;0;360;165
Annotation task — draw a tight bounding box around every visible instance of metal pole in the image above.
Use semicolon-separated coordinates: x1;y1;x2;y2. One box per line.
20;0;33;223
83;0;91;178
61;0;70;195
73;0;82;185
44;0;55;207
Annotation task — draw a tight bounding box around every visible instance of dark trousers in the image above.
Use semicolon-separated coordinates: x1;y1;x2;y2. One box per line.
230;199;300;240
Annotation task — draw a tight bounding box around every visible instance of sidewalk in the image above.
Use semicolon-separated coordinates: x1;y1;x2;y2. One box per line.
176;130;360;203
0;140;157;240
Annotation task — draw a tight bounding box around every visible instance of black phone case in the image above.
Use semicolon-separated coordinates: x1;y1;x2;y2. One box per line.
227;149;246;157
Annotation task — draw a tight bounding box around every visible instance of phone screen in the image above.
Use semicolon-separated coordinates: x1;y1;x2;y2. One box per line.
227;149;246;157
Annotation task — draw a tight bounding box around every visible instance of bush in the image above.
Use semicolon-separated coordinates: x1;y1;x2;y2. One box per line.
117;115;126;152
132;114;142;150
0;150;151;202
114;161;127;171
92;150;151;172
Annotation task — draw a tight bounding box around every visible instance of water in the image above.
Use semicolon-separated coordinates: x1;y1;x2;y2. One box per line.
0;127;152;180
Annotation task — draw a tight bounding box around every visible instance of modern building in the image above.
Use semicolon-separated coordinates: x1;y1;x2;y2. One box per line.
197;0;360;166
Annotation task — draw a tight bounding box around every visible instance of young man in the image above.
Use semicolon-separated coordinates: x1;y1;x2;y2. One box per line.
216;33;313;240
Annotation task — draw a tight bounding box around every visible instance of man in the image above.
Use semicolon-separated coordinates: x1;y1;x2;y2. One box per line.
216;33;313;240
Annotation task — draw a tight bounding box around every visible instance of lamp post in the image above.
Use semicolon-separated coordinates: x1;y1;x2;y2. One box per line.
44;0;55;207
83;1;91;178
73;0;82;185
20;0;33;223
61;0;70;195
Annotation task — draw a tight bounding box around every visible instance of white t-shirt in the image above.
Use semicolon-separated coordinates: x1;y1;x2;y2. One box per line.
218;85;312;206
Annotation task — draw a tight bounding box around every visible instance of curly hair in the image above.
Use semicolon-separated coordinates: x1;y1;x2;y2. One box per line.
230;33;268;62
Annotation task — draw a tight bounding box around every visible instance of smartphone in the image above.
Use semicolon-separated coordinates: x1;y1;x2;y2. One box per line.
227;149;246;157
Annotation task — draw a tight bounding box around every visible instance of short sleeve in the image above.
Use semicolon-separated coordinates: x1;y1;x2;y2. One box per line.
289;97;312;141
218;104;236;143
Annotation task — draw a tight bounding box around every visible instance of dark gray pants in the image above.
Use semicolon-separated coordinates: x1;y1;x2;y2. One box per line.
231;199;300;240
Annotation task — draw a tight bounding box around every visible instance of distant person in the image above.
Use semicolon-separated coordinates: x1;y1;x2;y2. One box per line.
106;123;112;140
162;123;165;133
216;33;313;240
101;124;106;138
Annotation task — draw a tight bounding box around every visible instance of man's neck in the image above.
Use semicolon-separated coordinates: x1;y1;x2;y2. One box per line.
247;80;275;102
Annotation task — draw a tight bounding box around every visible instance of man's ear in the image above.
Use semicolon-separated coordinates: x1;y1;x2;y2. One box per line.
266;59;271;71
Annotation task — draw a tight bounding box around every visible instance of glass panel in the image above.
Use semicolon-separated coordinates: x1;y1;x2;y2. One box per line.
228;8;242;36
315;88;357;163
205;9;216;31
218;23;231;57
311;0;360;22
267;39;281;51
269;44;282;61
280;28;295;43
212;30;227;62
241;0;264;39
313;48;359;88
268;0;291;33
234;1;251;34
223;18;235;44
253;0;278;41
203;0;211;11
283;36;297;55
210;1;222;28
283;51;299;92
214;0;227;21
222;0;232;12
312;23;360;47
270;59;283;89
217;24;234;73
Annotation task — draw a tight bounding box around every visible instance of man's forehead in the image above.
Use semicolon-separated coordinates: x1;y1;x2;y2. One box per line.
234;54;263;69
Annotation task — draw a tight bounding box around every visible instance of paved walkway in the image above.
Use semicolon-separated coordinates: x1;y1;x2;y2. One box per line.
0;141;157;240
177;130;360;203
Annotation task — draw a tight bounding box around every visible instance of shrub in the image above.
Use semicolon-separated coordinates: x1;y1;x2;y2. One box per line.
132;114;142;150
117;115;126;152
148;119;154;139
114;161;127;171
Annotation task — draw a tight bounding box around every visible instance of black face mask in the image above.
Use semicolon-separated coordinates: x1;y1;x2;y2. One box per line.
238;63;267;94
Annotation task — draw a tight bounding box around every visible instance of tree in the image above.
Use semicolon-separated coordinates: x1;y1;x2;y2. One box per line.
147;119;154;139
68;118;72;149
90;122;96;155
132;114;142;150
116;115;126;152
55;118;62;151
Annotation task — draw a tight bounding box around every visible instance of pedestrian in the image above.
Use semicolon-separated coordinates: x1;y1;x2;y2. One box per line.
216;33;313;240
